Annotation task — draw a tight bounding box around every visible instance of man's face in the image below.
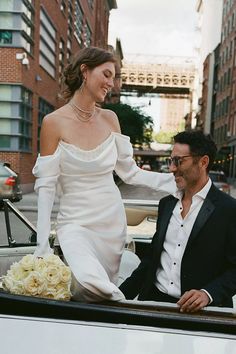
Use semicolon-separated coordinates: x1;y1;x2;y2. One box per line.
169;143;202;191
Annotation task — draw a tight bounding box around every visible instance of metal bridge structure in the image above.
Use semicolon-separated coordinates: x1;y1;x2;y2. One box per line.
120;57;197;128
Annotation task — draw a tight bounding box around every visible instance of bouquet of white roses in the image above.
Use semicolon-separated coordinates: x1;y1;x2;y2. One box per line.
1;254;72;301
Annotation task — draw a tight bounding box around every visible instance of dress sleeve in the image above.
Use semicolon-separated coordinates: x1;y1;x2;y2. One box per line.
114;133;176;194
32;148;61;257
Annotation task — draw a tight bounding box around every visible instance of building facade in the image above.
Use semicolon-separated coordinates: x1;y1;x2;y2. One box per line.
159;94;190;133
0;0;118;192
214;0;236;178
199;0;236;179
195;0;223;131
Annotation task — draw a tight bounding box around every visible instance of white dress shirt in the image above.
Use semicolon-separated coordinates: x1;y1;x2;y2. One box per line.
155;178;212;300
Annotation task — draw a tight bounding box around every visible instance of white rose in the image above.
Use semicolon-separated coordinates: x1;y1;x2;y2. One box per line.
3;276;24;295
19;255;35;271
23;271;46;296
34;258;47;272
9;263;28;281
54;283;71;301
43;265;62;285
45;255;63;266
59;265;71;284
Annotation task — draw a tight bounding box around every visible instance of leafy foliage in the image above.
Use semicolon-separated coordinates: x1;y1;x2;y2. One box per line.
103;103;153;146
153;131;177;144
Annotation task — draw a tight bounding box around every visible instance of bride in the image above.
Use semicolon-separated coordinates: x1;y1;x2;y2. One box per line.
33;46;176;302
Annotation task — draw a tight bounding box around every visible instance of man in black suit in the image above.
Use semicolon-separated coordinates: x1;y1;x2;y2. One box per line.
120;131;236;312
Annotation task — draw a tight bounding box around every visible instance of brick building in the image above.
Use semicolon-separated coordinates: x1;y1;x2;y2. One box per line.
0;0;118;192
214;0;236;178
198;1;236;179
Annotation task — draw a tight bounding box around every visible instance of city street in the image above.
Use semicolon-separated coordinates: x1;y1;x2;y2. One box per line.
2;181;236;223
1;182;236;246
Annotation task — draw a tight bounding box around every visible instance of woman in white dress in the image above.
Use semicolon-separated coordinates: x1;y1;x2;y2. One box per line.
33;47;175;302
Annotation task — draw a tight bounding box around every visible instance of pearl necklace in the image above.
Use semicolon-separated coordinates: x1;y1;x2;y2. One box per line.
69;100;95;123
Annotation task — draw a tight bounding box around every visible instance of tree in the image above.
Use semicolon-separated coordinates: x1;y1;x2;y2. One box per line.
153;131;176;144
103;103;153;146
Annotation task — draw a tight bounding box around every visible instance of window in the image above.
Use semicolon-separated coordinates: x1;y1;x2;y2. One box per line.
39;8;56;77
74;1;83;45
19;87;32;151
0;119;11;134
0;0;14;11
21;1;35;54
60;0;66;13
0;136;10;149
0;85;32;151
59;38;65;77
0;31;12;44
0;13;13;28
84;21;91;47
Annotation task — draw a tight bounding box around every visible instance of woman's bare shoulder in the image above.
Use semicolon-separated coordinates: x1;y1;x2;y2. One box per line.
100;108;121;133
40;107;68;155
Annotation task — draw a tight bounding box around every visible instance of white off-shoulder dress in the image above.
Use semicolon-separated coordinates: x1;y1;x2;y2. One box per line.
33;132;176;302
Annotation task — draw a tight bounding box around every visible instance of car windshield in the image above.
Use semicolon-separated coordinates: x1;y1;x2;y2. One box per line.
209;172;227;183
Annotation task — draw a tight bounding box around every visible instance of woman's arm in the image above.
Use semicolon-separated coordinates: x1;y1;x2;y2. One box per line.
40;114;61;156
33;114;61;256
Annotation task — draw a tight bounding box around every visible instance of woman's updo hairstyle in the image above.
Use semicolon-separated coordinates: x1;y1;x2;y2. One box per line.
61;46;116;100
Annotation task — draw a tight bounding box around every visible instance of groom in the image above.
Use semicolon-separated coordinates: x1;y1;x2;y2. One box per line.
120;131;236;312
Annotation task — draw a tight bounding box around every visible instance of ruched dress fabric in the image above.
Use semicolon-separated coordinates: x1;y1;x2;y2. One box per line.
33;132;176;302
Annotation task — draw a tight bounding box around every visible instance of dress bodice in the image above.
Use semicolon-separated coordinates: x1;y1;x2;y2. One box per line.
58;133;117;178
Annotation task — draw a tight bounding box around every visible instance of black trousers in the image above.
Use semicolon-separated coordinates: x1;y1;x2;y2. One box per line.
145;284;179;304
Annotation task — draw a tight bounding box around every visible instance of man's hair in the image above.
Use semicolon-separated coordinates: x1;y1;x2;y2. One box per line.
173;130;217;171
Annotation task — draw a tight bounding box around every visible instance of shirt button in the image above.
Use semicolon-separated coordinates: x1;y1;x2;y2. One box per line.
170;282;173;284
181;224;183;227
174;262;176;265
178;244;180;247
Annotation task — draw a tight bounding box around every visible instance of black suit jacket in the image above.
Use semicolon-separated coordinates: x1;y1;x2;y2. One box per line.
120;184;236;307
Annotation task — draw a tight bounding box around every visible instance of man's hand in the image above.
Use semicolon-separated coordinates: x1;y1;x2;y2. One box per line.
177;289;210;313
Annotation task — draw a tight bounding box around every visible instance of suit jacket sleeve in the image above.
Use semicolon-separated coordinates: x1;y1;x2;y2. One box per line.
204;208;236;305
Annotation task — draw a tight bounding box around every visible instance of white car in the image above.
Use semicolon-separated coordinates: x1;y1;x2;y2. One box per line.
0;200;236;353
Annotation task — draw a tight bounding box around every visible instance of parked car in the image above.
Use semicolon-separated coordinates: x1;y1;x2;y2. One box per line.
209;170;231;194
0;162;22;206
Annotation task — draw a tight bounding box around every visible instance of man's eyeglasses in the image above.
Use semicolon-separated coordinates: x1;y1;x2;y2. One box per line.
167;155;193;167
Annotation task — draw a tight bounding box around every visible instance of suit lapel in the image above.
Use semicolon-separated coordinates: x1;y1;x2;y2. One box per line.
186;185;217;248
157;197;178;246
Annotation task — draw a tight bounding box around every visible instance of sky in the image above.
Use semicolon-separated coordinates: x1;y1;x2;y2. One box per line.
108;0;198;61
108;0;199;132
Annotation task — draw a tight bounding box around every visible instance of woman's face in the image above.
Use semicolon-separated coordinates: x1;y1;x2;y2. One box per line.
84;61;115;102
